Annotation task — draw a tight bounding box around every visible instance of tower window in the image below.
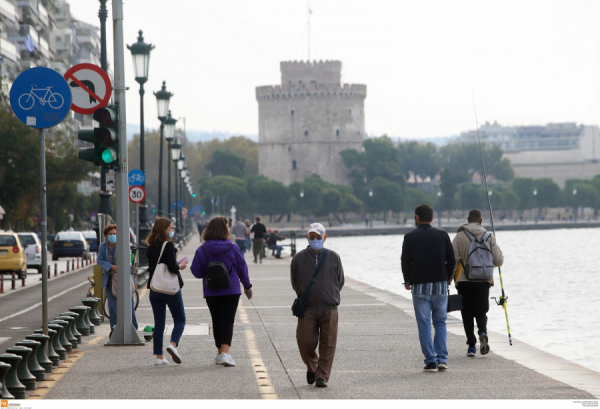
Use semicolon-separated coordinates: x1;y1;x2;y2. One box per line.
336;130;340;137
349;109;352;114
292;160;297;170
291;109;294;115
304;130;308;136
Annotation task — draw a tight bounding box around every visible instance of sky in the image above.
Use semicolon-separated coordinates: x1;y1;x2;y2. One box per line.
69;0;600;139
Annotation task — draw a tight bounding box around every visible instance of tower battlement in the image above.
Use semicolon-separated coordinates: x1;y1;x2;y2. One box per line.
256;82;366;101
280;60;342;85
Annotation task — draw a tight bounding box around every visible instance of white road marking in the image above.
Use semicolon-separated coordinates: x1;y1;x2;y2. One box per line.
0;280;89;323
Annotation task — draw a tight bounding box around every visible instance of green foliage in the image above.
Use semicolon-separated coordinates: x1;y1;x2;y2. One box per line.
561;179;600;208
398;141;440;180
439;169;458;211
364;177;405;214
404;187;430;212
459;183;487;210
438;144;514;183
205;149;246;178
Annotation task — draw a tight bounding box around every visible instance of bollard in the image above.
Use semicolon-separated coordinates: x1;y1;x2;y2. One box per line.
1;274;4;293
72;259;75;271
49;320;72;353
15;340;45;381
58;313;82;343
34;329;59;367
69;307;91;336
21;271;26;287
0;353;24;399
67;261;70;273
25;334;53;373
45;325;66;360
5;347;36;391
77;257;80;269
11;271;16;290
54;263;58;276
0;361;14;399
83;299;102;326
48;265;51;279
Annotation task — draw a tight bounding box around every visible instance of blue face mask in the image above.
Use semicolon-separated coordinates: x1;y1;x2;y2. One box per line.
308;238;323;251
169;231;174;239
107;235;116;244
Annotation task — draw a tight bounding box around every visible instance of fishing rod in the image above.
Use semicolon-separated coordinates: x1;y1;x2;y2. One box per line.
471;94;513;346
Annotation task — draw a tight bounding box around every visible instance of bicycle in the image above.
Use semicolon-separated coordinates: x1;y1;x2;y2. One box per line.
18;85;65;110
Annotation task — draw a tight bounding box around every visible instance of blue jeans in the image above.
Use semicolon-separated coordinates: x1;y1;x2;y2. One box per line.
149;289;186;355
236;239;246;254
268;244;283;257
245;236;252;251
106;286;138;331
412;293;448;365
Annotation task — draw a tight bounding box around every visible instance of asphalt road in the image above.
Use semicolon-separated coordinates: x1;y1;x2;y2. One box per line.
0;263;98;351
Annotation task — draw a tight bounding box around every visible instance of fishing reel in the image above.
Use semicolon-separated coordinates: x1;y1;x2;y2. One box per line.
491;296;507;306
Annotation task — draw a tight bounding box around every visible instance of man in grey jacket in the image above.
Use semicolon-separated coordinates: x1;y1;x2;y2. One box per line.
291;223;344;388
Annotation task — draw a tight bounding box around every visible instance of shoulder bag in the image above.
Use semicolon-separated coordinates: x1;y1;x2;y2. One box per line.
291;249;328;318
150;241;180;295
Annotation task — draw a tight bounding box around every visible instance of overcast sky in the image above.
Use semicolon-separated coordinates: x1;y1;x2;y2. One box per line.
69;0;600;139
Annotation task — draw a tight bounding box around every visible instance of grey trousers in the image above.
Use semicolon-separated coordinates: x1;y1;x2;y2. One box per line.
296;309;339;382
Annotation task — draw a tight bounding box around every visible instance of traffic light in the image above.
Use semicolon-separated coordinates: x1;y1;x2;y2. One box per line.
192;194;197;198
77;104;119;169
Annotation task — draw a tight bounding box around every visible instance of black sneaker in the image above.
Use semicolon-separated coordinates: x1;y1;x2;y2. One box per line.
479;332;490;355
315;378;327;387
437;362;448;370
423;362;438;372
307;371;316;385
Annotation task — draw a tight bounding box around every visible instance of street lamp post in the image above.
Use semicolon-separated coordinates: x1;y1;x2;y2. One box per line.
437;190;442;227
573;188;577;222
171;138;182;234
127;30;154;265
300;189;304;229
154;82;173;216
369;189;373;228
533;188;538;224
181;166;188;235
177;154;185;235
163;111;177;220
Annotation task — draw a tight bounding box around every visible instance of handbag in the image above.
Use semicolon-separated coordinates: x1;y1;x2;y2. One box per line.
111;272;136;298
447;285;463;312
150;241;180;295
292;249;328;318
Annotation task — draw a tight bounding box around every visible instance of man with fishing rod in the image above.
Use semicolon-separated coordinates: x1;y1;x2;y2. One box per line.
452;209;504;357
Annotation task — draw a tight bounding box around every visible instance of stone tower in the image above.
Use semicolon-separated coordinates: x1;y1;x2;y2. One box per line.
256;60;367;186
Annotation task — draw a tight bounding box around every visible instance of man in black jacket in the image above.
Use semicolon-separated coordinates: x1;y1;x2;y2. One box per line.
401;204;455;372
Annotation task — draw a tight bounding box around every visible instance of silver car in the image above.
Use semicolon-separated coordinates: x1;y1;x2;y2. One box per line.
18;233;42;273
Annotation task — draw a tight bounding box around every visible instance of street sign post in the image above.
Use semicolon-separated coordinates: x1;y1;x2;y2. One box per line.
9;66;73;350
33;213;41;223
129;186;146;204
182;207;188;220
90;211;98;223
64;63;112;115
172;200;183;210
128;169;145;186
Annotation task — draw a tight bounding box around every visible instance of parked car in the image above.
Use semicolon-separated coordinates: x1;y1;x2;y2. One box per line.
52;231;90;261
18;232;42;273
82;230;98;252
0;230;27;279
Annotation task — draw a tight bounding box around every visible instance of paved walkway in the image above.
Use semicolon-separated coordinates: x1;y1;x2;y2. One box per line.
39;235;598;400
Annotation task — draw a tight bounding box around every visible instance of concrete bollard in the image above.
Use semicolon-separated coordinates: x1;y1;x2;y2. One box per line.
5;346;36;391
45;325;67;361
1;274;4;293
21;271;26;287
72;259;75;271
11;271;16;290
25;334;53;374
50;319;74;352
58;313;82;343
67;261;70;273
54;263;58;276
48;265;51;279
83;299;102;326
69;307;91;336
77;257;80;269
55;316;79;347
15;340;45;381
0;361;14;399
0;353;24;399
34;329;59;367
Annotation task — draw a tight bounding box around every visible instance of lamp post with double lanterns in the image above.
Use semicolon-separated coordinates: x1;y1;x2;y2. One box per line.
127;30;154;265
369;189;373;228
437;190;442;227
163;111;177;220
300;189;305;229
180;166;188;236
573;188;578;222
154;82;173;216
533;188;538;223
170;138;182;233
176;152;186;236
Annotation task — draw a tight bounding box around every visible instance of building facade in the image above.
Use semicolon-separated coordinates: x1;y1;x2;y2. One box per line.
256;60;366;186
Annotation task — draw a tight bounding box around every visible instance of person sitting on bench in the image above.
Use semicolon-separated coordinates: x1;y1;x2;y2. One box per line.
266;230;287;259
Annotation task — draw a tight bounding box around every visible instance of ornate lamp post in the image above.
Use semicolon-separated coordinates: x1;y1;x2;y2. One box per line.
573;188;577;222
368;189;373;228
176;153;186;235
127;30;154;264
181;166;188;234
437;190;442;227
300;189;304;229
533;188;538;223
153;82;173;216
170;138;182;231
163;111;177;220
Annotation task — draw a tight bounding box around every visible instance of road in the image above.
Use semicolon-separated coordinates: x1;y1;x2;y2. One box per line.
0;262;96;352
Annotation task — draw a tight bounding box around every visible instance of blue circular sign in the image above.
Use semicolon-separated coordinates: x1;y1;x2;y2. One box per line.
172;200;183;210
128;169;145;186
9;67;72;129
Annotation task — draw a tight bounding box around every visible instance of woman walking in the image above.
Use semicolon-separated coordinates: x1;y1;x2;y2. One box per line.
190;216;252;367
146;217;187;366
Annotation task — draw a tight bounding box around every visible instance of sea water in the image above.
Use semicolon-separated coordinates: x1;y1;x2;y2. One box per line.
325;228;600;373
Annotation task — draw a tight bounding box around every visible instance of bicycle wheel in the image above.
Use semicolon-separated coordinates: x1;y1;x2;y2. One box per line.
48;92;64;109
18;93;35;110
134;290;139;310
103;296;110;319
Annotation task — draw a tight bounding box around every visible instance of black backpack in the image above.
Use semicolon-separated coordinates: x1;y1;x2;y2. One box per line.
202;246;232;291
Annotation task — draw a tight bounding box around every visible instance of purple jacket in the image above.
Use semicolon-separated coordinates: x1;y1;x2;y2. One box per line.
190;239;251;297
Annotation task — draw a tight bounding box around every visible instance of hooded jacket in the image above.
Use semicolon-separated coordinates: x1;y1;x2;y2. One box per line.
452;222;504;287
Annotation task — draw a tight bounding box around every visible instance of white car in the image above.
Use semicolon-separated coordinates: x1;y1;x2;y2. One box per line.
18;232;42;273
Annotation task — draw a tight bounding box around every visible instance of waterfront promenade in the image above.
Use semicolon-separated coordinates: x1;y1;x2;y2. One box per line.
37;235;599;400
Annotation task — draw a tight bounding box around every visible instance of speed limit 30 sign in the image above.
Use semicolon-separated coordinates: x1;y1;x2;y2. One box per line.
129;185;146;203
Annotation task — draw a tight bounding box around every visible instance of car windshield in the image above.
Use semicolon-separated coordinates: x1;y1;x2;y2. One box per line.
82;232;96;239
56;233;83;241
0;235;17;246
18;235;37;245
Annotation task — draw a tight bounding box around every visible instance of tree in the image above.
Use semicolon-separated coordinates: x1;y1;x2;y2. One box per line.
199;176;249;214
404;187;430;213
397;141;440;181
438;143;514;184
364;177;404;222
253;178;291;219
205;149;246;178
459;183;487;211
511;177;535;210
438;169;458;213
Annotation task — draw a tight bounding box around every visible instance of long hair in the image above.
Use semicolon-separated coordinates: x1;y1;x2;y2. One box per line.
202;216;230;241
146;217;174;246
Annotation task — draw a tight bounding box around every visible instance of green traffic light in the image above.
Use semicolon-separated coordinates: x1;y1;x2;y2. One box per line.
202;211;205;215
192;194;197;197
152;209;156;213
101;148;117;164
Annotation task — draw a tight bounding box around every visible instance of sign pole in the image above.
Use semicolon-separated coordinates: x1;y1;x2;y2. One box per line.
107;0;141;346
39;128;48;354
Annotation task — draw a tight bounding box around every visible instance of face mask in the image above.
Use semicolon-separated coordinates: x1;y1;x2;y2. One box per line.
308;238;323;251
169;231;174;239
107;235;116;244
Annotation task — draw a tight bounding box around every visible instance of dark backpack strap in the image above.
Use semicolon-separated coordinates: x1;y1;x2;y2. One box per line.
218;247;232;262
301;249;328;304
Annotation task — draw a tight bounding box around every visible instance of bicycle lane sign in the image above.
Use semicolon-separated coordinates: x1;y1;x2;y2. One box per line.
128;169;145;186
9;67;72;129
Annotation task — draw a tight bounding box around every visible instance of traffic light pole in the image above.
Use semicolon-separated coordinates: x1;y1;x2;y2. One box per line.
98;0;112;217
107;0;142;346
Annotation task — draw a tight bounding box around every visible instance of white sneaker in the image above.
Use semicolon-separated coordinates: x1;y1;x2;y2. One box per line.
166;344;182;364
220;353;235;367
214;353;223;365
155;358;169;366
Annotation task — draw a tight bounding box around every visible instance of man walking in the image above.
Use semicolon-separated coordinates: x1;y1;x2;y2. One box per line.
291;223;344;387
231;217;248;254
401;204;455;372
452;209;503;357
250;217;267;263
